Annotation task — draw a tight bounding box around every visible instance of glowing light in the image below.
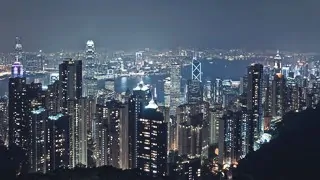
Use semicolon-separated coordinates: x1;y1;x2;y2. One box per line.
145;99;158;109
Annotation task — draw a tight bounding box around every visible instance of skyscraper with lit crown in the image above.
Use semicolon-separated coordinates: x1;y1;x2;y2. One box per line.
136;99;167;177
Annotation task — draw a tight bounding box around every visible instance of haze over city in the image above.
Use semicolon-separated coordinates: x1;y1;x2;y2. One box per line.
0;1;319;180
0;0;319;52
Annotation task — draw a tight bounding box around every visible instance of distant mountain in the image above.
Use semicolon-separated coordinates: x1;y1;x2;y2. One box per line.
234;105;320;180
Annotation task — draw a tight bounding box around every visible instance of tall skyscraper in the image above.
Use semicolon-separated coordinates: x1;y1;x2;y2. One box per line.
170;63;181;115
127;80;152;168
48;114;70;170
273;50;282;74
192;52;202;82
8;61;30;173
213;79;223;105
187;80;203;104
0;97;8;144
136;99;167;177
247;64;263;152
218;110;242;166
272;73;286;118
15;36;23;63
59;59;82;113
105;100;123;168
164;77;171;107
30;107;49;173
45;81;60;116
85;40;95;65
67;98;88;168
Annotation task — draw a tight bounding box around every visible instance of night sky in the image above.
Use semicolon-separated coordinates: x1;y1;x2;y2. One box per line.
0;0;318;52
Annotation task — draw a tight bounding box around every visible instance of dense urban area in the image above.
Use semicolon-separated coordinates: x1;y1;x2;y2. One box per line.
0;37;319;180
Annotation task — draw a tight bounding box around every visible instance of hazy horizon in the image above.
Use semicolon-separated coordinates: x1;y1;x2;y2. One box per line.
0;0;319;52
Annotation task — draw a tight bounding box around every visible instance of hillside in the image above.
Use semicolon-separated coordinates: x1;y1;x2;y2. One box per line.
234;105;320;180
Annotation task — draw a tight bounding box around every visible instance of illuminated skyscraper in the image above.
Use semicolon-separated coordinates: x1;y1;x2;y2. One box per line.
59;59;82;113
218;110;242;166
0;97;8;144
95;100;124;168
48;114;70;170
213;79;223;105
15;36;23;62
136;99;167;177
127;80;152;168
67;98;88;168
11;61;24;78
187;80;203;104
247;64;263;152
8;64;29;172
164;77;171;107
177;113;203;157
272;73;286;118
105;100;123;168
204;80;212;102
170;63;181;115
192;52;202;82
85;40;95;64
30;107;49;173
273;50;282;74
45;81;60;116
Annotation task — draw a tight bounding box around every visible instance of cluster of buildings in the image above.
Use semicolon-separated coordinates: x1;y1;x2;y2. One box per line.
0;37;319;180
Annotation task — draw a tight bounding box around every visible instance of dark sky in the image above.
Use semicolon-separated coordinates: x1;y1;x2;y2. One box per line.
0;0;319;52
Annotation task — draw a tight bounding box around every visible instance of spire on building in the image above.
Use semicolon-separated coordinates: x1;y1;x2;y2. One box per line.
274;50;282;60
145;98;158;109
193;50;197;60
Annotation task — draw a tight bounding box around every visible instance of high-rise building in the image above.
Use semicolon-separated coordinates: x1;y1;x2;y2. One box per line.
192;52;202;82
170;63;181;115
59;59;82;113
218;110;242;167
30;107;49;173
187;80;203;104
8;66;29;172
209;108;223;145
83;77;97;97
105;100;122;168
204;80;212;102
14;36;23;63
95;100;128;169
273;50;282;74
164;77;171;107
126;80;152;169
67;98;88;168
0;97;8;144
95;104;108;167
239;76;248;95
136;99;167;177
247;64;263;151
119;104;129;169
272;73;286;118
48;114;70;170
85;40;95;65
25;52;44;72
11;61;24;78
177;113;203;158
213;79;223;105
45;81;60;116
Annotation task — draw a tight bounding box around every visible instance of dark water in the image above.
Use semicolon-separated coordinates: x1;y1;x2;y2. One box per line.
0;59;253;102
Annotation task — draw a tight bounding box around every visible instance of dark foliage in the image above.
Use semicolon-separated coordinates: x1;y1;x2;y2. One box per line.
234;105;320;180
0;142;27;180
